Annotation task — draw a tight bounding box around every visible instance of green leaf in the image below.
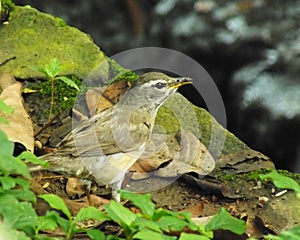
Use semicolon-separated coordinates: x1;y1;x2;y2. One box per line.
259;170;300;196
265;226;300;240
0;176;17;190
153;208;193;224
33;236;63;240
157;216;196;232
86;229;106;240
44;58;63;78
0;194;37;230
46;211;71;234
179;233;211;240
133;230;176;240
9;188;36;202
27;65;47;76
205;208;246;235
75;206;110;222
0;177;35;203
36;215;58;232
56;76;80;91
39;194;71;219
0;130;14;157
17;151;48;167
120;190;155;218
106;236;126;240
195;223;213;238
134;217;162;233
104;201;136;228
0;177;36;202
0;154;31;178
0;223;31;240
13;177;31;189
0;99;14;115
153;208;178;220
0;131;30;177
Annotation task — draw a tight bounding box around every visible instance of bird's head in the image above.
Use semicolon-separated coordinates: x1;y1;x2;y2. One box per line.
127;72;192;106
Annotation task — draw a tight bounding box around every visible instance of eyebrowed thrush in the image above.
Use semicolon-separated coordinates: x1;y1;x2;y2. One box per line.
39;72;192;201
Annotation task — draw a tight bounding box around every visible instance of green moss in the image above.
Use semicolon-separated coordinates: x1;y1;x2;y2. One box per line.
156;106;180;134
277;169;300;183
246;169;272;180
0;6;106;79
1;0;15;15
154;93;252;160
54;16;67;27
221;169;300;184
39;75;81;115
106;58;138;84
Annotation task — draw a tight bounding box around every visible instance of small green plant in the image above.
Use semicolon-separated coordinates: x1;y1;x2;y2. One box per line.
264;225;300;240
0;0;15;18
103;190;246;240
257;170;300;239
35;190;246;240
38;194;109;240
31;58;80;121
259;170;300;198
0;131;50;240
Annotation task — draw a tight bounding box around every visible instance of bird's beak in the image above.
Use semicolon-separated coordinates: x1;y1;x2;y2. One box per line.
169;77;193;89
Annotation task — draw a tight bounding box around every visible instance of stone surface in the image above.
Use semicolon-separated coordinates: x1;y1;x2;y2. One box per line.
0;6;106;79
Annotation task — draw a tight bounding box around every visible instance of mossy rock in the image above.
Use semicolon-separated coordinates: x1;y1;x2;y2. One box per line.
0;6;106;79
0;5;272;170
156;93;250;157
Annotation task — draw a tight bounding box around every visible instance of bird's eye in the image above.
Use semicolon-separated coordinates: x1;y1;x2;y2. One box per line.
153;82;166;89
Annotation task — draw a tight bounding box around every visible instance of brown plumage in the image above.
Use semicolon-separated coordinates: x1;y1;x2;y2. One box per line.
39;72;192;201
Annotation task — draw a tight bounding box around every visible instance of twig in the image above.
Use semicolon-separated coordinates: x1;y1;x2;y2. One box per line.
34;111;62;137
0;56;16;67
48;77;55;121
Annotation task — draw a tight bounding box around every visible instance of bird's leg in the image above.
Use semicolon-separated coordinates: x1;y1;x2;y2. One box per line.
78;179;92;205
85;182;92;206
111;184;122;202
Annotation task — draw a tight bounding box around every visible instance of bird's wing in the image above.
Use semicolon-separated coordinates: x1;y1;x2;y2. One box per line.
58;107;150;157
58;108;122;156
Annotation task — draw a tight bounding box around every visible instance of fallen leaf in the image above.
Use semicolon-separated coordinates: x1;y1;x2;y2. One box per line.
66;177;86;198
0;74;34;152
130;130;215;181
86;81;128;116
180;201;204;217
130;133;178;179
153;130;215;178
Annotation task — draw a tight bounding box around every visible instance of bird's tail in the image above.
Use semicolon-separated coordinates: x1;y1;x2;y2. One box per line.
29;151;89;178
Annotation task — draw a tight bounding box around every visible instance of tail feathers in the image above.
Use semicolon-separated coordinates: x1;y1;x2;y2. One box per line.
30;152;89;178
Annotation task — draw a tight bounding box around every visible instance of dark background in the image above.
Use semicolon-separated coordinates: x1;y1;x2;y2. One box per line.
14;0;300;172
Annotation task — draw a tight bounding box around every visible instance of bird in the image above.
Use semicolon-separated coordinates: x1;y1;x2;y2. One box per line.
38;72;192;201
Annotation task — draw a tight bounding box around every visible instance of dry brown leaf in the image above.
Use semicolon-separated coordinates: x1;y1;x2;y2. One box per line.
130;130;215;181
180;201;204;217
154;130;215;178
0;74;34;152
86;81;128;116
130;133;178;178
66;177;86;198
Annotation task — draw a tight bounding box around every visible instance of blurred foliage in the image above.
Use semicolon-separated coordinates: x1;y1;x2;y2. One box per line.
1;0;15;16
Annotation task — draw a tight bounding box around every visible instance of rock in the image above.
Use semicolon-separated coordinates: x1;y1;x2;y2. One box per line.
0;6;105;79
